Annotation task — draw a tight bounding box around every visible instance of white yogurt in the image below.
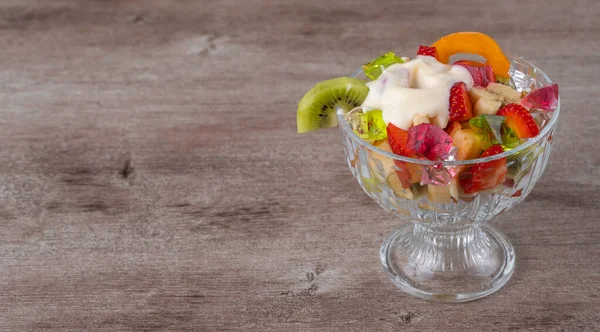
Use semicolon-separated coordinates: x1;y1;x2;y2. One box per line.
361;56;474;130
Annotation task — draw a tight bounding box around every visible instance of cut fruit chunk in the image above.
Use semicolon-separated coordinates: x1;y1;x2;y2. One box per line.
459;145;507;194
413;114;430;126
431;32;511;78
297;77;369;133
362;52;404;80
428;178;459;204
387;123;410;156
445;121;462;137
497;103;540;138
417;45;440;61
449;82;473;122
451;128;484;161
487;83;521;104
453;60;495;87
469;86;497;105
474;98;502;116
386;123;413;188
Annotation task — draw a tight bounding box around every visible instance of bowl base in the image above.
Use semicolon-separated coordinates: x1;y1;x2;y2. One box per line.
380;223;515;302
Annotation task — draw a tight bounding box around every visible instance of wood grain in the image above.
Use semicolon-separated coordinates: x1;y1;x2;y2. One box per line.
0;0;598;331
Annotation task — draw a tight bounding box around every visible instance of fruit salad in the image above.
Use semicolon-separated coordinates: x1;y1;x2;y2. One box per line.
297;32;559;203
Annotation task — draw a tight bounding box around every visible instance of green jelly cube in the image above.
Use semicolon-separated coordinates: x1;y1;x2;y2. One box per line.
501;125;520;150
349;109;387;142
362;52;405;80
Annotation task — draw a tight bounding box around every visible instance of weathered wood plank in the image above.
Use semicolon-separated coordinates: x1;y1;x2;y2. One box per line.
0;0;598;331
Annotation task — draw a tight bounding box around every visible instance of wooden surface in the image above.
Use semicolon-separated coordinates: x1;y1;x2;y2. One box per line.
0;0;598;331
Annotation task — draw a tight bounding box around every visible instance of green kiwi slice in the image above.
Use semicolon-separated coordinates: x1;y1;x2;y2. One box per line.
297;77;369;133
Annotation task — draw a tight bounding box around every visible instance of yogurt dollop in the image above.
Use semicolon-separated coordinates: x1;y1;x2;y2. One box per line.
361;56;474;130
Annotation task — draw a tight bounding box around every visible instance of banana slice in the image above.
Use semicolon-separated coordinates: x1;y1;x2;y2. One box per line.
469;87;497;104
474;98;503;116
468;83;521;116
486;83;521;103
413;114;430;126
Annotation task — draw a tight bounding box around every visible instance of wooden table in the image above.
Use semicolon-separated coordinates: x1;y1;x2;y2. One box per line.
0;1;598;331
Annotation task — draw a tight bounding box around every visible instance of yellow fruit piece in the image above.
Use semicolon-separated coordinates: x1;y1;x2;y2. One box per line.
451;128;484;161
431;32;511;78
412;114;430;126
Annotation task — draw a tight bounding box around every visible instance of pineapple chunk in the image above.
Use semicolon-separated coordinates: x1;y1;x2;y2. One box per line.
451;129;484;161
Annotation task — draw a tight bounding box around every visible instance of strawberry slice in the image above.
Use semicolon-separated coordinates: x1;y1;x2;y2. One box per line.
497;103;540;138
444;121;462;137
459;145;507;194
386;123;413;188
417;45;440;61
449;82;473;122
453;60;496;87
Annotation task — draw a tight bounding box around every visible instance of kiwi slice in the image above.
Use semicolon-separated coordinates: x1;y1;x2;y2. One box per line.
297;77;369;133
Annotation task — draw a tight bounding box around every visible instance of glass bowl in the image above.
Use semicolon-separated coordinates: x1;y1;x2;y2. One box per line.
337;50;559;302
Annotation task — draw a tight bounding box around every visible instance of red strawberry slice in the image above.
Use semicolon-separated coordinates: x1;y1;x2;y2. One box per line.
417;45;440;61
444;121;462;137
497;103;540;138
454;60;496;87
459;145;507;194
386;123;413;188
449;82;473;122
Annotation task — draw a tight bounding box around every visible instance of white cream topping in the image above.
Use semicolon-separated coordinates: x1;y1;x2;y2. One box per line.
361;56;474;130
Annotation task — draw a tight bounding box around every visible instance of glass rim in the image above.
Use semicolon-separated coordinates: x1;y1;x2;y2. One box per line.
337;52;560;166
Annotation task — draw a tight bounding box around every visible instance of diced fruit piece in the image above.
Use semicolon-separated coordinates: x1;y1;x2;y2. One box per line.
449;82;473;122
347;109;388;141
387;123;409;156
487;83;521;104
453;60;495;87
406;124;453;160
362;52;405;80
520;83;559;111
445;121;462;137
297;77;369;133
386;124;413;188
387;173;414;199
427;178;459;203
413;114;430;126
474;98;502;116
497;104;540;138
369;140;396;181
417;45;440;60
469;86;496;104
451;128;484;161
431;32;511;78
459;145;507;194
469;115;505;149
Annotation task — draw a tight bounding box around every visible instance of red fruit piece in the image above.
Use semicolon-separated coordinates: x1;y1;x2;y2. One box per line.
387;123;409;156
453;60;496;87
449;82;473;122
406;123;453;161
417;45;440;61
445;121;462;137
497;103;540;138
460;145;507;194
386;123;413;188
521;83;559;111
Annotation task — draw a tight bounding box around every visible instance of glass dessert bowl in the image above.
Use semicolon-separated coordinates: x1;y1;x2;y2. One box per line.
297;32;560;302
